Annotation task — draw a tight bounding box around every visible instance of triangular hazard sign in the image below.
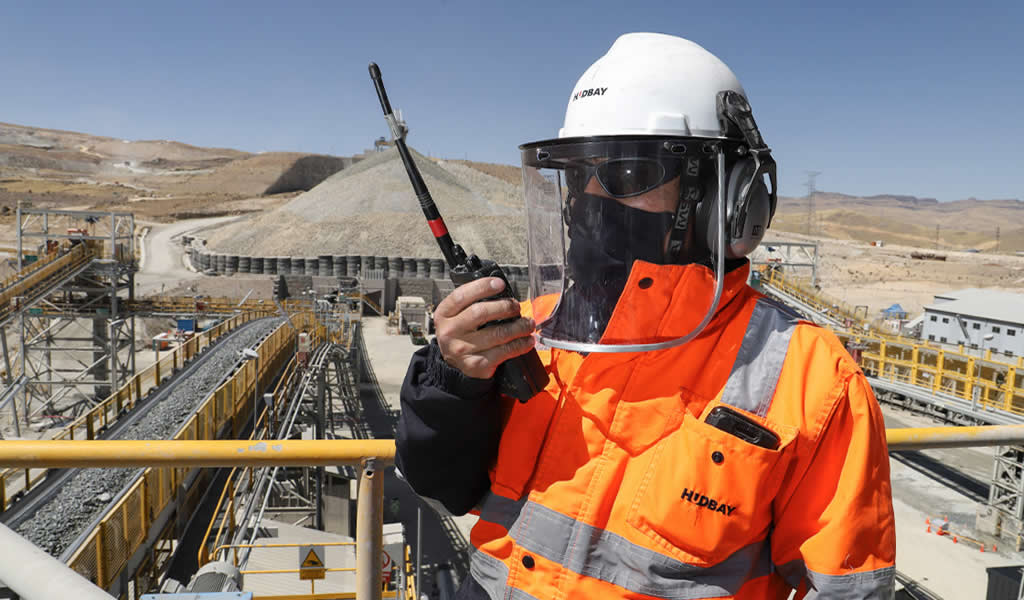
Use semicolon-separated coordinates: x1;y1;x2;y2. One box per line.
302;549;324;568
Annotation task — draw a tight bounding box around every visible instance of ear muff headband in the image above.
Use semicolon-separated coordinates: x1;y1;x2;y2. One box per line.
701;90;778;259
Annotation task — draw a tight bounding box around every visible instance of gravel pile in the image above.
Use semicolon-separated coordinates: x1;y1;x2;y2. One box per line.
204;148;530;263
17;318;282;556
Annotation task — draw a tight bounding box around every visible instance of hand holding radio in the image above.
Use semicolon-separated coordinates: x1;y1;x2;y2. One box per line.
433;277;536;380
369;62;549;402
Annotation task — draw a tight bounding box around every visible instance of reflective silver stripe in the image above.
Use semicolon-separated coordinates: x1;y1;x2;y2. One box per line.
508;588;541;600
478;491;527;531
511;501;770;599
469;548;510;600
720;297;800;417
805;566;896;599
468;549;543;600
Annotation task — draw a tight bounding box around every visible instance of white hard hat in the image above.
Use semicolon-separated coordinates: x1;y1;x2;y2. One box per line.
521;33;776;354
559;33;746;139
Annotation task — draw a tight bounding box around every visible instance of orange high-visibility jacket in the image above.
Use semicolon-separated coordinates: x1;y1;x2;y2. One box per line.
468;261;895;599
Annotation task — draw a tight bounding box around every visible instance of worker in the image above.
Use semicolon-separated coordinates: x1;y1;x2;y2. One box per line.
396;33;895;598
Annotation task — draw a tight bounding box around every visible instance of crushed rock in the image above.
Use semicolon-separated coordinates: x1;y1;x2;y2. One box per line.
204;147;529;263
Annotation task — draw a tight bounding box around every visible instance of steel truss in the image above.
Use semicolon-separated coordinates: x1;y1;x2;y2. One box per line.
2;209;137;436
750;240;819;286
990;445;1024;538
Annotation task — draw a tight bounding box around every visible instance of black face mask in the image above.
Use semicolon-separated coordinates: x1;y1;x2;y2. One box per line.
565;193;674;286
541;193;674;344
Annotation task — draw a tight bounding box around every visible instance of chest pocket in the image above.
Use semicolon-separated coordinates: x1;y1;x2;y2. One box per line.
627;410;796;566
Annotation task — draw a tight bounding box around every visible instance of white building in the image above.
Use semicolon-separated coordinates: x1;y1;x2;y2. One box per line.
921;288;1024;358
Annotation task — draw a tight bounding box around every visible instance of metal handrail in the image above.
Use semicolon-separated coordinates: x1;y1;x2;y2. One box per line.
0;311;272;512
3;426;1022;465
11;429;1024;600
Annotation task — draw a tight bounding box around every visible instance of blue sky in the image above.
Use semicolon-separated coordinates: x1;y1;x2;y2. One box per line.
1;1;1021;202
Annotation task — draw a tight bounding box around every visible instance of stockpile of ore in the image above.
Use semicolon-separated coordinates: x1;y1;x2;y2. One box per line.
204;147;529;264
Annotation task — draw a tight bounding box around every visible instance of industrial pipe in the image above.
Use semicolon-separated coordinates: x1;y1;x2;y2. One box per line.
356;459;384;600
886;425;1024;450
0;522;115;599
0;439;395;468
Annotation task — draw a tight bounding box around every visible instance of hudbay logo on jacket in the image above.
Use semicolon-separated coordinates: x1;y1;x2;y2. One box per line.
681;488;737;516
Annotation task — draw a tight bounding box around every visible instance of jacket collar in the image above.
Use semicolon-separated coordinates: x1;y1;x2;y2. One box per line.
599;260;752;345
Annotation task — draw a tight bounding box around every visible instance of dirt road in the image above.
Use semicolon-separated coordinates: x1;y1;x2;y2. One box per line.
135;216;238;296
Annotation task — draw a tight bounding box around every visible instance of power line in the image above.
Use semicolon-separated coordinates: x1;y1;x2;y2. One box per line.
805;171;821;236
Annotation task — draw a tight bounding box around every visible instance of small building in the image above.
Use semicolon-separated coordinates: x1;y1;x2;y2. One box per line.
880;303;908;334
881;303;908;320
921;288;1024;358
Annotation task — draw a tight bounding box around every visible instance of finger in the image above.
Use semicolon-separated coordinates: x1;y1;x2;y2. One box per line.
468;334;537;377
434;277;506;319
451;297;523;334
458;316;535;355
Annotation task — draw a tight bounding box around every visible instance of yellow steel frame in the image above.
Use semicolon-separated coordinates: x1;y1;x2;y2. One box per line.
0;242;99;326
761;268;1024;414
761;267;877;332
60;313;308;590
57;311;358;595
0;310;274;511
837;332;1024;414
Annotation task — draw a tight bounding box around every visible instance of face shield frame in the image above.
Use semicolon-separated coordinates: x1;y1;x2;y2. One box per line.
519;135;734;354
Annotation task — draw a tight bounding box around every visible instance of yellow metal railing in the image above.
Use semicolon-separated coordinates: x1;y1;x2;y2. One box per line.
0;242;99;323
215;541;407;600
836;331;1024;415
4;428;1024;600
59;313;310;590
759;268;1024;416
0;438;394;600
761;267;878;332
197;353;302;567
0;246;63;293
0;307;362;597
0;310;275;512
197;317;362;568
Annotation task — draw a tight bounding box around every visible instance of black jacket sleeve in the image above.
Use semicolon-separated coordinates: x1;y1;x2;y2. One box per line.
395;339;502;515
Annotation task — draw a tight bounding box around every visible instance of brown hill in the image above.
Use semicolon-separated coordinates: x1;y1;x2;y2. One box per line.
773;192;1024;251
0;122;352;220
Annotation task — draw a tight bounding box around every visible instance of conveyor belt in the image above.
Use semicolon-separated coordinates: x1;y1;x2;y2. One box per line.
0;318;274;533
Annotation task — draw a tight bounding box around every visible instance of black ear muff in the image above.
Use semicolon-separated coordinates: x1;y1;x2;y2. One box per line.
726;159;771;259
695;157;773;260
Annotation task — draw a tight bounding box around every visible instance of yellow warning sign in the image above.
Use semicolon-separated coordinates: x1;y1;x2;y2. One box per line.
302;549;323;568
298;546;326;580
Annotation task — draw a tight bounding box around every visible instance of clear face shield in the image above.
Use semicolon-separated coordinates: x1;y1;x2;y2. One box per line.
520;136;731;353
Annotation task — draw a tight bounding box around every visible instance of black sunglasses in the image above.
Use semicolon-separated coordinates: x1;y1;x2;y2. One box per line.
564;157;683;199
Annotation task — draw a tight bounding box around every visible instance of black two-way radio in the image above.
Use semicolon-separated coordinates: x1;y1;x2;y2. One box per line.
368;62;547;403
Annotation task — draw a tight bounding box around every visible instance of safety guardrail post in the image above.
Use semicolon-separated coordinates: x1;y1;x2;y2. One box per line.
910;346;920;386
933;350;944;394
1005;367;1017;412
357;458;384;600
966;357;977;405
877;341;888;380
95;524;106;589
